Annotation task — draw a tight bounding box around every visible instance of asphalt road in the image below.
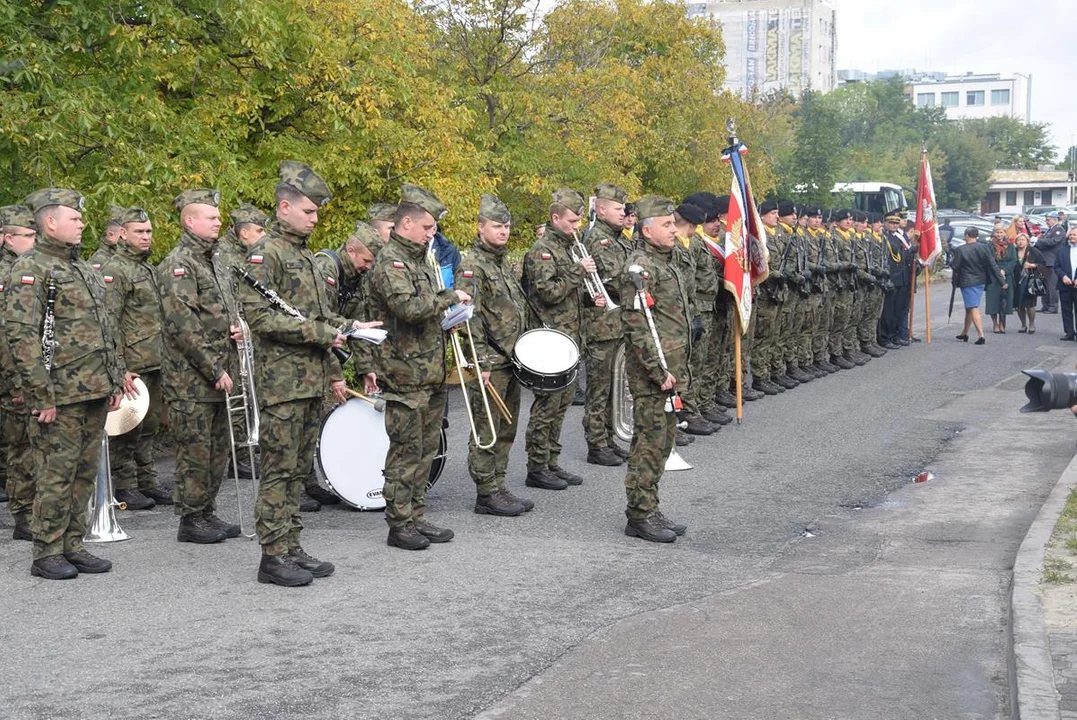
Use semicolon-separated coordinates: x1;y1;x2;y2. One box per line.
1;281;1075;720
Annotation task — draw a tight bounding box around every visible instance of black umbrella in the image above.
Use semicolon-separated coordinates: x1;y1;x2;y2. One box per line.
947;283;957;324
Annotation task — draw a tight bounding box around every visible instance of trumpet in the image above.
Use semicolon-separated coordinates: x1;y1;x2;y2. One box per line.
224;315;259;539
428;246;498;451
570;232;619;312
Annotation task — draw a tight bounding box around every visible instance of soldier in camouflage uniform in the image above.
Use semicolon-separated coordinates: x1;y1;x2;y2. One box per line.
367;184;468;551
86;204;125;269
582;182;632;466
0;206;38;539
238;162;365;585
367;203;396;248
6;188;124;579
218;203;269;271
157;189;241;546
622;202;637;240
802;207;838;375
751;200;788;396
522;188;602;491
100;207;170;510
455;194;535;517
620;196;691;544
852;212;886;359
863;213;891;353
828;210;862;369
777;201;816;384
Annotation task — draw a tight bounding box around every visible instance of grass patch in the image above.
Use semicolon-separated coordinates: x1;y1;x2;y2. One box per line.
1045;556;1074;584
1045;487;1077;584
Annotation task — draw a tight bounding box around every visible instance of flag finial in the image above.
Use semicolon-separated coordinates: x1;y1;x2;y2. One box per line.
726;118;737;145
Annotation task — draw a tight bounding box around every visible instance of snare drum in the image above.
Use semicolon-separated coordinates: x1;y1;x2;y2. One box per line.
315;398;446;510
512;328;579;393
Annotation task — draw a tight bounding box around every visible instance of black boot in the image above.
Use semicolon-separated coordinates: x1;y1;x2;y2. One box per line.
832;355;856;370
587;446;624;466
653;510;687;536
496;488;534;512
752;379;781;396
774;375;799;390
683;417;715;435
141;486;173;505
12;514;31;541
475;492;526;516
387;524;431;550
788;366;814;383
257;554;314;586
525;468;568;491
674;429;693;447
624;516;677;543
549;465;583;486
413;518;455;543
203;511;241;539
64;549;112;573
114;488;155;511
177;514;227;544
715;389;739;407
741;386;765;401
30;555;78;580
607;441;629;460
304;484;341;505
299;494;321;512
287;546;334;578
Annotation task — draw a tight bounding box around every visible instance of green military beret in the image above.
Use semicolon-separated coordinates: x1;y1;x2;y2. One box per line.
172;188;220;212
351;220;384;254
0;205;36;230
107;204;127;226
551;187;585;215
24;188;84;213
400;183;447;222
367;202;397;223
280;160;332;207
478;193;511;224
593;182;627;204
635;195;676;221
230;203;270;229
120;207;150;225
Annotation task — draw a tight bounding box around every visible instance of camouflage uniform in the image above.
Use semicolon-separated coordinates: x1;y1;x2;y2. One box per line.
522;190;588;473
582;185;631;451
778;219;810;378
237;166;347;556
862;226;889;347
158;195;237;519
753;222;786;384
620;197;691;521
803;223;833;365
830;223;857;358
456;197;528;496
86;204;125;270
100;214;165;494
367;186;458;529
5;188;124;561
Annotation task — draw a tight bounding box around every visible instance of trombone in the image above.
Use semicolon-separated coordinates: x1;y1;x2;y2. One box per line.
224;315;259;540
428;244;499;450
570;232;619;312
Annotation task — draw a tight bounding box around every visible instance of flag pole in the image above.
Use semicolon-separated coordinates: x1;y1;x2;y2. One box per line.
908;255;916;342
924;261;932;343
734;313;743;424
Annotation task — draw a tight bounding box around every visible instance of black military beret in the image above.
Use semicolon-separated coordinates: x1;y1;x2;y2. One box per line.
803;206;822;218
852;211;867;223
676;202;707;226
833;209;853;222
624;202;636;216
714;195;730;215
759;198;779;215
777;200;796;217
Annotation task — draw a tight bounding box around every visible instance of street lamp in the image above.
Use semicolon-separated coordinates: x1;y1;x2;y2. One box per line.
1013;72;1032;124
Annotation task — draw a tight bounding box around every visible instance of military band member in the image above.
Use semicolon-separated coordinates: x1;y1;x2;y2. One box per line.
87;204;125;269
583;182;632;465
6;188;124;579
218;203;269;270
239;161;362;584
367;202;396;248
157;190;240;545
620;196;690;543
522;188;601;491
455;194;534;516
368;184;468;550
100;206;171;510
0;206;38;539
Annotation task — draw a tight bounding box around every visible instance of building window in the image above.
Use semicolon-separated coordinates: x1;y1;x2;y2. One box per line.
1024;190;1035;207
941;92;958;108
1006;191;1017;206
991;89;1010;105
916;93;935;108
967;91;985;106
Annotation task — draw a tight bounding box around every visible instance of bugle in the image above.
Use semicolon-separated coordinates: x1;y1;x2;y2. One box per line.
570;232;619;312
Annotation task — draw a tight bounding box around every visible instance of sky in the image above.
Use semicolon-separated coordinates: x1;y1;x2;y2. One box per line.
831;0;1076;165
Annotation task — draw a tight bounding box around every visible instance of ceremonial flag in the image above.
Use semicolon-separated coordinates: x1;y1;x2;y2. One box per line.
720;142;769;335
915;147;940;268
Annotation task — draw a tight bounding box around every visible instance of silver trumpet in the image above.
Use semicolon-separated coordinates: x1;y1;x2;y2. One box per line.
224;316;259;539
85;433;131;543
570;232;619;312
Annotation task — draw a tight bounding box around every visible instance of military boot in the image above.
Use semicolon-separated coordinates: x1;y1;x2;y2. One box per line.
587;446;624;466
299;494;321;512
674;429;693;447
203;512;241;539
861;344;885;358
114;488;155;511
788;366;815;383
141;486;173;506
549;465;583;486
64;549;112;574
847;351;869;366
684;417;715;436
304;484;341;506
703;406;732;425
30;555;78;580
774;374;799;390
386;524;431;550
608;441;629;460
496;488;534;512
624;516;676;543
653;510;687;536
177;514;227;544
881;339;902;350
257;554;314;586
817;359;840;373
752;378;781;396
475;492;525;517
831;355;855;370
742;386;765;401
525;468;567;491
12;514;31;541
715;389;739;408
413;518;454;543
287;546;335;578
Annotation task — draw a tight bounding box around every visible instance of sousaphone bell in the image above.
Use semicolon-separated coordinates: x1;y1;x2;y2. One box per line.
85;376;149;543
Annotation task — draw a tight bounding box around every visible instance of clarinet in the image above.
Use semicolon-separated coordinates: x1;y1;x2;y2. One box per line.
41;274;57;372
232;266;351;364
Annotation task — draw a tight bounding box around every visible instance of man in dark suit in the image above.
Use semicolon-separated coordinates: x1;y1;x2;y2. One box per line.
1054;227;1077;340
1037;212;1066;313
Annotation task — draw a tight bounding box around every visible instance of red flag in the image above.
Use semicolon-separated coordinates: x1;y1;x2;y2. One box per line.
915;148;940;267
718;144;770;335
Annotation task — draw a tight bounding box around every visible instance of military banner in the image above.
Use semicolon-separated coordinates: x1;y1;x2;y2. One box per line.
721;142;769;336
915;148;940;268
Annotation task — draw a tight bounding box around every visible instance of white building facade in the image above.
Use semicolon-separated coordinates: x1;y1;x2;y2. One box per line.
980;170;1074;215
907;73;1031;123
685;0;837;98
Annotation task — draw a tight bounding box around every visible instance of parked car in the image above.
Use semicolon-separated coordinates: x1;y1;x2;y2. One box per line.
1024;205;1065;216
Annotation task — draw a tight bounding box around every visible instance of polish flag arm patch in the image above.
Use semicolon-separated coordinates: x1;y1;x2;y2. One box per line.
599;239;610;246
391;261;406;269
103;276;114;283
461;270;474;278
540;253;552;260
173;268;186;277
91;264;101;270
326;276;336;286
250;255;263;264
20;276;34;285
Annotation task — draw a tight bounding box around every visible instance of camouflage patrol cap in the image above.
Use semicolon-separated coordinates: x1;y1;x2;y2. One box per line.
478;194;511;224
635;195;676;221
172;188;220;212
120;207;150;225
400;183;447;221
551;187;586;216
593;183;627;204
280;160;332;207
350;220;384;254
107;204;127;227
367;203;396;223
230;203;270;229
0;205;36;230
24;188;85;213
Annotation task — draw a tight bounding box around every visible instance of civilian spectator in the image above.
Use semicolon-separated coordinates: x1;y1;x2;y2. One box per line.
1037;211;1067;314
985;227;1017;333
951;226;1006;345
1054;228;1077;341
1007;215;1032;244
1013;233;1046;334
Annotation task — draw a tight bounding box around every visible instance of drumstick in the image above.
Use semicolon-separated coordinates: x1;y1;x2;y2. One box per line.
457;365;513;423
346;388;386;412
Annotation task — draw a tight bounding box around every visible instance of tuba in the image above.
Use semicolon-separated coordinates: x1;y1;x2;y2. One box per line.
84;433;131;543
610;344;692;472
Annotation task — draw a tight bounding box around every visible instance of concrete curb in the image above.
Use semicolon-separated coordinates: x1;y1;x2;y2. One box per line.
1012;452;1077;719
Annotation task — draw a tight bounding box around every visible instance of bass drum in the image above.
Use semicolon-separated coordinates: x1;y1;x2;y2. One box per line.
315;398;446;510
512;328;579;393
